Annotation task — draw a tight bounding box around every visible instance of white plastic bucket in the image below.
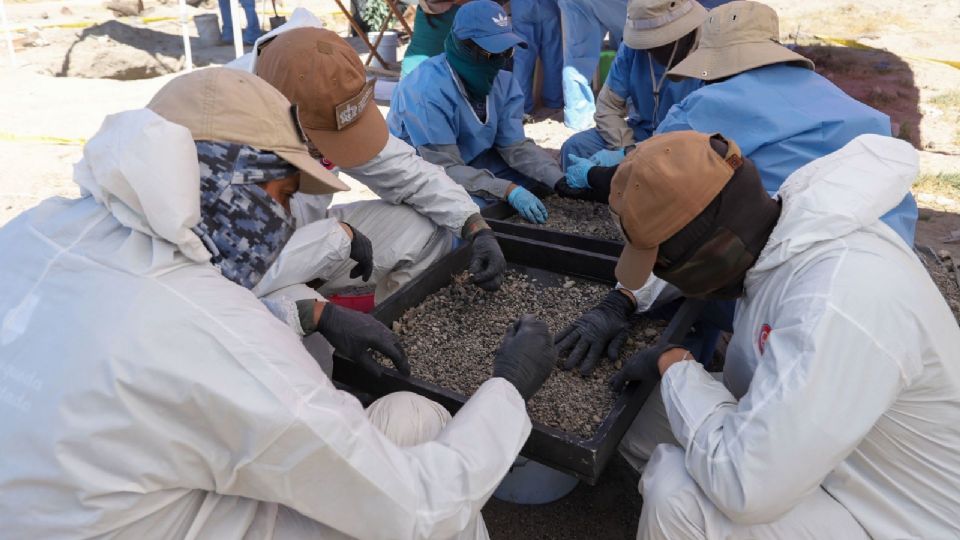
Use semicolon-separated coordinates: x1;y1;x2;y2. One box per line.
492;457;579;504
368;30;399;69
194;13;220;45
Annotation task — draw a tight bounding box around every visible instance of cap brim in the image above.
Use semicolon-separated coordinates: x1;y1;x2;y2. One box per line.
667;40;815;81
473;32;528;53
276;147;350;195
615;243;658;291
622;2;707;50
303;100;389;170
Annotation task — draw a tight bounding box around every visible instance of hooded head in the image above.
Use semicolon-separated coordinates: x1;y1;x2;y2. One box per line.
144;68;347;289
444;0;527;99
609;131;781;299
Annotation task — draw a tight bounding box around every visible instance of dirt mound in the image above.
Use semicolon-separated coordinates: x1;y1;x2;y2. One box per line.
59;20;188;80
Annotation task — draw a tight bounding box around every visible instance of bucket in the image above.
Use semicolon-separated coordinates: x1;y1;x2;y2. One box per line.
492;457;579;504
368;30;399;69
194;13;220;45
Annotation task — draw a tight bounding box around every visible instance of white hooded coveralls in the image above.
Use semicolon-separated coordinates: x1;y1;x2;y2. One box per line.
622;135;960;539
228;9;481;306
0;110;530;539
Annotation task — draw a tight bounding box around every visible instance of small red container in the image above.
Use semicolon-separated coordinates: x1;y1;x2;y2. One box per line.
328;292;376;313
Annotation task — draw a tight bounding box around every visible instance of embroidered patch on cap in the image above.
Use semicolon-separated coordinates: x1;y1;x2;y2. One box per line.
335;79;375;131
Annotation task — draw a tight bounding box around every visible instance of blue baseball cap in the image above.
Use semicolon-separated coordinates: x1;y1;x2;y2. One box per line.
452;0;528;54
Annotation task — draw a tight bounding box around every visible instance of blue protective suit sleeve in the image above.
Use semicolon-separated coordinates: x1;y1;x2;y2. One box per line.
605;43;634;99
494;75;530;148
398;95;459;148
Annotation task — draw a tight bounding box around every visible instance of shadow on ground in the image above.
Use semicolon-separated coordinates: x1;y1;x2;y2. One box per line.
794;43;921;147
58;20;238;80
483;455;642;540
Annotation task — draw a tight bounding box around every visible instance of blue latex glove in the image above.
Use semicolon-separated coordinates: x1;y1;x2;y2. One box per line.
507;186;548;224
589;148;626;167
565;154;594;189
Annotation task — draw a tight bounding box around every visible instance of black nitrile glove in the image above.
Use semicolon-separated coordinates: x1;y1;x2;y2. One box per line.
469;229;507;291
554;177;593;200
318;303;410;377
609;342;678;393
556;289;635;376
493;314;557;400
343;222;373;282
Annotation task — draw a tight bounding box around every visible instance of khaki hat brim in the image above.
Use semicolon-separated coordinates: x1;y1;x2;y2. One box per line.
615;243;659;291
667;39;814;81
276;147;350;196
303;99;389;170
623;1;707;50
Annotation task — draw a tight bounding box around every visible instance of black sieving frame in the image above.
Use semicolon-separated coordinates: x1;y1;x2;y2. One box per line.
331;235;704;485
481;200;625;257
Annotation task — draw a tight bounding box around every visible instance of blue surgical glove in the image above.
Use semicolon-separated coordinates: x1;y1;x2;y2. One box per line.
565;154;594;189
589;148;626;167
507;186;548;224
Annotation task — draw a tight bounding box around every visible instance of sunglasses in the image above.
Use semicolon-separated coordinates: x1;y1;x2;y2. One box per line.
461;38;514;62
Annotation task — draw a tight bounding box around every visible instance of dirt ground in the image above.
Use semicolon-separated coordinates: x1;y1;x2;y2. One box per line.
1;0;959;538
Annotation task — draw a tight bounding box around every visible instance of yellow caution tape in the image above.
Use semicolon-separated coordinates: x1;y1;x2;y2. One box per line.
0;132;87;146
814;35;960;71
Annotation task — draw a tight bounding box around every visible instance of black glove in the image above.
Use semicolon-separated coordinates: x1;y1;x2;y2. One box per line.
609;342;678;393
554;177;593;200
493;314;557;400
469;229;507;291
343;222;373;282
556;289;635;376
317;303;410;377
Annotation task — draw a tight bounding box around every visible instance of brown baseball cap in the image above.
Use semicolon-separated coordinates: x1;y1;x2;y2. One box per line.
255;27;388;169
609;131;743;289
667;1;813;81
147;67;348;195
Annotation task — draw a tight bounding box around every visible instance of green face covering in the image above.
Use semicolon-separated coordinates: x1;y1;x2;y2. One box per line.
444;33;505;100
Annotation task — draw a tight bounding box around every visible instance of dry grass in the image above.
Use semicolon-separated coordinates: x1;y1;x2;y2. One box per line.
914;172;960;201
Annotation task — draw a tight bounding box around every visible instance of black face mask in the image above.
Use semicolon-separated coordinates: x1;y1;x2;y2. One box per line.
648;28;698;68
653;138;781;300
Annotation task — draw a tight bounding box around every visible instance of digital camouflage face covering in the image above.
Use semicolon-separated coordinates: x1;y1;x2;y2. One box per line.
191;141;297;289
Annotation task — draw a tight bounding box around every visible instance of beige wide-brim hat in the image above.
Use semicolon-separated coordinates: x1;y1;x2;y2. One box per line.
667;1;814;81
623;0;708;50
148;68;348;195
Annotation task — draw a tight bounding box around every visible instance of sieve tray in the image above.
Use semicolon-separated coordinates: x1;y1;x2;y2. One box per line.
331;235;700;485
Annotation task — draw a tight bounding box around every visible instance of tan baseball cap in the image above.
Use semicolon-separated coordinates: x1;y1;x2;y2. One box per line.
255;27;388;169
420;0;456;15
609;131;743;289
147;67;347;195
667;1;813;81
623;0;708;50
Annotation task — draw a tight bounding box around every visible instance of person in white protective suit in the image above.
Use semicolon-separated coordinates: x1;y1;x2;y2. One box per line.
0;67;559;539
229;10;508;307
601;130;960;539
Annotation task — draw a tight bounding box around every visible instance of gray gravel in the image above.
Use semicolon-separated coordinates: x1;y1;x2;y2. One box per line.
384;270;663;438
505;197;624;242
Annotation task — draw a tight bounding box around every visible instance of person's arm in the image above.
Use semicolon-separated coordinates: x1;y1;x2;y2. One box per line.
496;138;564;190
595;44;636;148
660;295;904;525
418;143;515;200
595;85;633;149
492;73;563;189
251;217;351;298
339;135;481;236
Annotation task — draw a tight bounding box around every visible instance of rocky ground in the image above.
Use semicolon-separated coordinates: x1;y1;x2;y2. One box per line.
506;196;624;242
386;270;664;438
